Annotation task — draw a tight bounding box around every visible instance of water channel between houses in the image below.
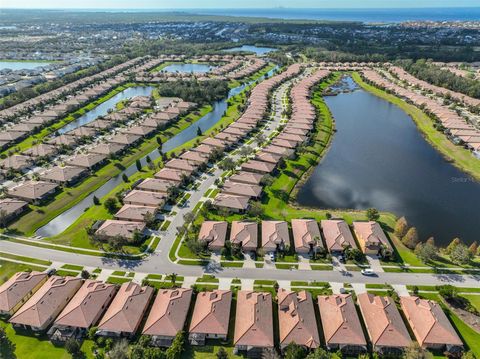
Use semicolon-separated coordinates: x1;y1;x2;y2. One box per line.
36;67;278;237
297;77;480;246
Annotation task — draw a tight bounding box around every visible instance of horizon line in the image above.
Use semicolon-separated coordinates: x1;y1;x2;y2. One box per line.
2;6;480;10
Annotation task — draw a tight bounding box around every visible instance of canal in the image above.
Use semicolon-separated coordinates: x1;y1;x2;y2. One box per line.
36;67;278;237
297;77;480;246
58;86;155;134
0;61;52;70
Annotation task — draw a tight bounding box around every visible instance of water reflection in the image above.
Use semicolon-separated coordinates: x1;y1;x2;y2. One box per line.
297;77;480;245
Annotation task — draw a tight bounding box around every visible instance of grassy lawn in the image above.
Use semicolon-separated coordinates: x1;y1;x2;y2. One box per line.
1;319;95;359
0;260;46;284
461;295;480;312
60;264;83;271
35;105;211;249
0;252;52;266
182;344;242;359
352;72;480;181
446;309;480;356
0;83;140;156
106;276;132;284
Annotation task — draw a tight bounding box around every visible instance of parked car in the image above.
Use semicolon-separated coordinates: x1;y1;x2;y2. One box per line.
338;255;346;264
361;268;375;276
268;252;275;262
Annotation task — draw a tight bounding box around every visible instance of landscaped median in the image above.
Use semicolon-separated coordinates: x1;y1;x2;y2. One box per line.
352;71;480;182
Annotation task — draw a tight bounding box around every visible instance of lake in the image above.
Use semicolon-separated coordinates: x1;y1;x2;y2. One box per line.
0;61;51;71
296;77;480;246
162;63;213;74
58;86;155;134
223;45;277;55
36;66;279;237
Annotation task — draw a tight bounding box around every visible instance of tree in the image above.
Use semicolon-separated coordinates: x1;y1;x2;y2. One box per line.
196;127;203;136
394;216;408;238
0;327;15;359
450;243;473;265
402;342;432;359
156;136;162;147
136;159;142;171
0;209;9;228
461;351;476;359
103;197;119;214
219;157;236;171
248;201;264;217
146;155;152;164
93;195;100;205
122;173;129;182
306;348;335;359
402;227;420;249
284;343;306;359
87;326;97;340
143;212;156;227
65;338;81;356
438;285;458;299
107;339;129;359
366;208;380;221
414;241;437;263
183;212;196;225
262;348;280;359
81;269;90;279
445;238;461;255
216;347;229;359
468;241;478;256
169;273;178;286
166;331;185;359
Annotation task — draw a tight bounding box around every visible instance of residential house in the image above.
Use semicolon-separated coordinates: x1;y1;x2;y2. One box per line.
352;221;393;256
97;282;154;337
9;276;83;332
291;219;323;254
230;221;258;252
321;220;358;254
142;288;193;346
0;272;48;316
188;290;232;345
261;221;289;252
234;291;274;356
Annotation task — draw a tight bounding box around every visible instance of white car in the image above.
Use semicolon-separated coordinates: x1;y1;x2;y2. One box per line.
361;268;375;276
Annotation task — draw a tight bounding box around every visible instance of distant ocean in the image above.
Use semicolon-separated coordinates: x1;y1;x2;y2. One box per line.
181;7;480;23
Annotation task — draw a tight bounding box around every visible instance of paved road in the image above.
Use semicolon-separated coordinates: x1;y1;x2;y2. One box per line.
1;240;480;288
2;68;479;289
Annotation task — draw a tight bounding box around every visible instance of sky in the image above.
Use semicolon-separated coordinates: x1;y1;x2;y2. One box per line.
1;0;479;9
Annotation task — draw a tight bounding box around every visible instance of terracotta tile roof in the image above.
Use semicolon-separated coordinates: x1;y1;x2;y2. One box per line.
154;168;186;182
114;204;157;222
230;221;258;251
136;178;174;193
213;193;250;211
234;291;274;347
278;289;320;348
89;142;126;155
123;190;165;207
255;151;282;164
189;290;232;336
222;180;262;198
47;135;78;147
39;166;86;183
229;171;264;185
201;137;226;149
321;219;357;252
241;160;275;174
9;276;83;329
22;144;57;158
0;198;28;216
0;272;47;314
65;153;107;169
165;159;196;173
54;280;117;329
110;133;142;145
97;282;154;335
0;155;32;170
317;294;367;347
292;219;323;253
261;221;289;251
400;296;463;348
95;220;146;240
353;221;393;252
180;151;208;164
198;221;228;249
7;180;58;201
142;288;193;336
357;293;411;348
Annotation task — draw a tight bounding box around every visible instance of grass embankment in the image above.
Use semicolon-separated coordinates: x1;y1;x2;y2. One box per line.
260;73;399;246
351;72;480;182
10;104;211;236
0;83;141;156
42;105;212;249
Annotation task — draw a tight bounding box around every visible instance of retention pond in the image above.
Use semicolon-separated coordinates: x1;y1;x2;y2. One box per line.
297;77;480;246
